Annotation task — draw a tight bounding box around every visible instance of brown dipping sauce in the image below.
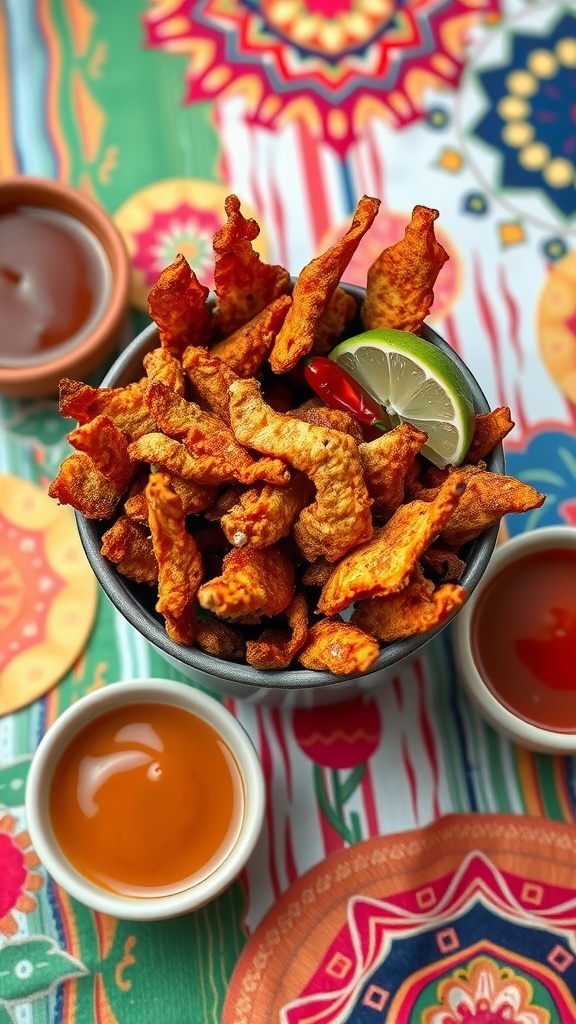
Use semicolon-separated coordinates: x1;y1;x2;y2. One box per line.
0;205;111;364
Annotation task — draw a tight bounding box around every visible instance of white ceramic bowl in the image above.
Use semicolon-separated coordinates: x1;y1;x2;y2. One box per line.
26;678;265;920
453;525;576;755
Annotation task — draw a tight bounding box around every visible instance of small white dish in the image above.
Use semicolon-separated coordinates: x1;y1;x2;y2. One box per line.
26;678;265;920
453;525;576;755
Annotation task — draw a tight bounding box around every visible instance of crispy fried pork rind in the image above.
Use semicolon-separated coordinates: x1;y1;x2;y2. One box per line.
49;452;124;519
100;515;158;585
210;294;291;377
301;558;333;588
196;619;246;661
182;346;238;424
269;196;380;373
312;287;358;356
318;473;466;615
136;382;291;487
198;544;295;620
143;346;185;396
145;473;203;645
359;423;428;521
229;378;372;562
420;545;466;583
58;378;157;440
298;618;380;675
66;415;134;493
466;407;514;463
290;405;364;444
213;194;291;336
362;205;449;334
124;472;216;523
221;475;312;549
246;592;308;669
351;567;466;642
147;254;211;357
439;470;545;548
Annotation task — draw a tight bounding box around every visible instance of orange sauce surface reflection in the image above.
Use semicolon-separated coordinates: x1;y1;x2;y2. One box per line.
49;703;244;898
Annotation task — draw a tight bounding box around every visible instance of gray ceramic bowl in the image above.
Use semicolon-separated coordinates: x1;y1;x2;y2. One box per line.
76;284;504;706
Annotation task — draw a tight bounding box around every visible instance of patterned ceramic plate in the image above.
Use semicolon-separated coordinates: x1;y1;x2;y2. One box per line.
0;476;97;714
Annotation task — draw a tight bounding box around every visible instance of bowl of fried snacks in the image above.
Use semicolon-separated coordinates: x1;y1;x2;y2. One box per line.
50;195;546;705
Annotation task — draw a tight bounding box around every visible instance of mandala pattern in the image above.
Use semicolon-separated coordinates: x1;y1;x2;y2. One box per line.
0;813;44;937
144;0;502;153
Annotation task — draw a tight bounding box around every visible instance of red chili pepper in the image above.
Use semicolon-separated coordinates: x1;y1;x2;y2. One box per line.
304;356;391;431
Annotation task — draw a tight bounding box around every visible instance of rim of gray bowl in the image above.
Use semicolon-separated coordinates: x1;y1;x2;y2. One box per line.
75;283;504;692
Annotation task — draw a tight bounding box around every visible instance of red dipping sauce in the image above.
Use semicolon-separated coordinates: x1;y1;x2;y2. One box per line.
0;205;111;364
471;548;576;732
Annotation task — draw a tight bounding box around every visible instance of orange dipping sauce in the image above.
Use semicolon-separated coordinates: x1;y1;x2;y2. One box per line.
471;548;576;732
49;703;244;898
0;206;110;364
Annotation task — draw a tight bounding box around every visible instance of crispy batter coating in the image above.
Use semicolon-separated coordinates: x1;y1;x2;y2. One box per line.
439;470;546;548
147;254;212;356
359;423;428;521
48;452;124;519
210;294;291;376
351;569;466;641
143;346;185;396
196;619;245;661
297;618;380;674
318;473;467;615
100;515;158;585
221;474;312;548
301;558;333;587
124;472;216;523
129;429;289;488
270;196;380;373
146;473;203;645
198;544;295;619
312;287;358;355
362;205;449;334
204;486;246;521
67;415;134;493
290;405;364;444
58;378;157;440
140;382;291;487
213;195;291;336
466;407;514;463
229;378;372;562
246;592;309;669
182;346;238;424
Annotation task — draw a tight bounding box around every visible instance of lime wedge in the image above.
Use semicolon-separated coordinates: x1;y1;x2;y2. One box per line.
329;328;475;469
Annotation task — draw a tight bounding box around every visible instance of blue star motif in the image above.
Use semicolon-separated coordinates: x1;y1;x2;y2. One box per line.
471;12;576;220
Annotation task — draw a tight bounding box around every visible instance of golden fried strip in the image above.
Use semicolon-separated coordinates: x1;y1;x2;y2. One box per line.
58;378;157;440
196;619;246;661
100;516;158;585
362;205;449;334
67;415;134;493
312;287;358;355
297;618;380;675
210;294;291;377
301;558;333;588
48;452;124;519
290;405;364;444
147;254;212;356
420;545;466;582
146;472;203;645
270;196;380;373
143;346;185;396
221;475;312;549
318;473;467;615
228;378;372;562
359;423;428;521
466;407;514;463
439;471;546;548
182;346;238;424
213;194;291;336
198;545;295;620
124;472;216;523
246;592;309;669
351;569;466;642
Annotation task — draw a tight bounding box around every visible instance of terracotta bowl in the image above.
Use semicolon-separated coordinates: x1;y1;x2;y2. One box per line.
76;284;505;706
0;176;130;399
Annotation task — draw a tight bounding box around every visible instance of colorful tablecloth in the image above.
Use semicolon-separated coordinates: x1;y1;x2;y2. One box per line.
0;1;575;1021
